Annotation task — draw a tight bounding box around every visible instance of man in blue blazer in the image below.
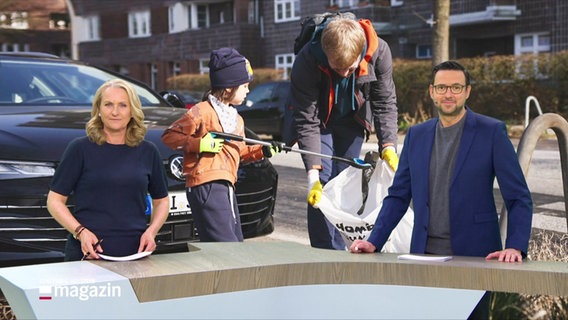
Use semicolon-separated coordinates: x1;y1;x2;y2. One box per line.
350;61;533;263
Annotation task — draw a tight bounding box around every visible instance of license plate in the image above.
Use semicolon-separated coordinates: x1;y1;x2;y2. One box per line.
168;191;192;216
145;191;191;216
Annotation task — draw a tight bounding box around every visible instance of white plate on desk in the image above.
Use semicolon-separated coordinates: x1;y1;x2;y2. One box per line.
397;254;452;262
98;251;153;262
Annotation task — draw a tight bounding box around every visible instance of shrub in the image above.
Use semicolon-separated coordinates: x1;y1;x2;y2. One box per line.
166;68;283;94
167;51;568;128
393;51;568;127
491;230;568;319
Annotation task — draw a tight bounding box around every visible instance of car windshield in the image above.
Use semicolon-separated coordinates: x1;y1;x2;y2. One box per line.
0;60;161;106
245;83;274;104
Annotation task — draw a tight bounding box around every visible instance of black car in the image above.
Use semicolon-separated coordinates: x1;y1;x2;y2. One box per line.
165;89;202;109
0;52;278;266
237;81;291;141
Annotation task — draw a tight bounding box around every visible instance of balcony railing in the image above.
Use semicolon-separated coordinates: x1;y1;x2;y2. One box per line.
450;1;520;26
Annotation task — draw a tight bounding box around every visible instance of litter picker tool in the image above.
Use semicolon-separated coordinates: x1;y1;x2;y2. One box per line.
211;131;372;169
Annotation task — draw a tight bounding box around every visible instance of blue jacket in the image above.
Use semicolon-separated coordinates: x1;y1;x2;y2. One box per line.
368;109;533;257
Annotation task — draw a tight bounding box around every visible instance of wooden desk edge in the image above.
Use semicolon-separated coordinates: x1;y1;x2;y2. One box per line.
92;241;568;302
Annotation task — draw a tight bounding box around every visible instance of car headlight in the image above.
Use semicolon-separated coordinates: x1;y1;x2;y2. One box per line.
0;160;56;179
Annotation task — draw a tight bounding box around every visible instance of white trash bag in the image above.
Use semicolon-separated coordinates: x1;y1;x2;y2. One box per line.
318;153;413;253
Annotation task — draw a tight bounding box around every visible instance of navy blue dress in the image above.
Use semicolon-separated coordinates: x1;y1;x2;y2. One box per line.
50;136;168;260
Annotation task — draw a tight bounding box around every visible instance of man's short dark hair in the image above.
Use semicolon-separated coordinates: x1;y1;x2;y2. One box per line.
431;60;471;86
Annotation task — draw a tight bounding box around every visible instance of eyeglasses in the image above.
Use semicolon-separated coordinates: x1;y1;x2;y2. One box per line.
432;84;466;94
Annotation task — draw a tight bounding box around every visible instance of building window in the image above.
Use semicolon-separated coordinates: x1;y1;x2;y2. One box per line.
199;58;210;75
129;10;151;38
515;33;551;78
11;11;28;29
416;45;432;59
168;5;175;32
196;5;208;28
248;0;259;24
515;33;550;55
521;36;533;48
118;66;129;76
275;53;294;80
150;64;158;90
190;4;209;29
0;11;29;29
187;4;209;29
172;62;181;77
85;15;100;41
274;0;300;23
330;0;364;8
169;3;189;33
391;0;404;7
49;13;69;29
1;43;29;52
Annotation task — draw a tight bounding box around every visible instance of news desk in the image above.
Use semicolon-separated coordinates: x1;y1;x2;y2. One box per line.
1;241;566;319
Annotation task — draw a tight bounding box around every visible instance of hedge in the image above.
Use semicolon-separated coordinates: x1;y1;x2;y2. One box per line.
394;51;568;130
166;51;568;130
166;68;283;95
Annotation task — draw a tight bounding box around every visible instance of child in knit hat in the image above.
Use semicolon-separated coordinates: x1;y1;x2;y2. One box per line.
161;47;281;242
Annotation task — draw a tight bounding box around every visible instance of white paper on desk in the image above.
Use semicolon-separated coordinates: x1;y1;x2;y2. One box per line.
397;254;452;262
98;251;152;262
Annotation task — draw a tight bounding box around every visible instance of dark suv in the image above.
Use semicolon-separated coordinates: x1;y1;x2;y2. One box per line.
237;81;291;141
0;52;278;266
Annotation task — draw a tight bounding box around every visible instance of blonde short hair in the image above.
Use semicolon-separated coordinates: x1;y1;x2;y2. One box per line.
321;18;366;69
86;79;147;146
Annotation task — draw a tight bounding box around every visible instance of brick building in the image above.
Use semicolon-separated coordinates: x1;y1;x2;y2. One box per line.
25;0;568;90
0;0;70;56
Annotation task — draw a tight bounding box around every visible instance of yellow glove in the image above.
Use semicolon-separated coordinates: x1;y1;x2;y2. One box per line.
306;169;322;208
307;180;323;208
381;147;399;172
199;132;224;153
262;141;283;158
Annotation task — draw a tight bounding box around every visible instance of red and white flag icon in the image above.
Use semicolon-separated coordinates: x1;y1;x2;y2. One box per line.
38;286;52;300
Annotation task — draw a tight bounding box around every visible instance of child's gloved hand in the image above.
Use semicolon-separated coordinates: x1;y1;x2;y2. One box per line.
199;132;224;153
381;147;399;172
262;141;283;158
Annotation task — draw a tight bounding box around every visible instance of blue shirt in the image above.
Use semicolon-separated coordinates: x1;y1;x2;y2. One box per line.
50;136;168;256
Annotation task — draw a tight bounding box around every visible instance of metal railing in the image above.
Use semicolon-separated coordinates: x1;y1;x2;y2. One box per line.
500;113;568;242
525;95;543;128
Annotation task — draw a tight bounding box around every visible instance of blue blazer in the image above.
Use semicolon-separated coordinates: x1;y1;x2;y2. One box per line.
368;109;533;257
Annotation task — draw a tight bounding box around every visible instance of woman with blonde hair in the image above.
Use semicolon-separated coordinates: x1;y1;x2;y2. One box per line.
47;79;169;260
86;79;147;146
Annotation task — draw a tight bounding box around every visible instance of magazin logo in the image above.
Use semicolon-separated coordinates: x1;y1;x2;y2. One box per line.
38;283;121;301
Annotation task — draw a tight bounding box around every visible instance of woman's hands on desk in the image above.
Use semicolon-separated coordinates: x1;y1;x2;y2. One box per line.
139;196;169;253
139;229;157;253
78;229;103;260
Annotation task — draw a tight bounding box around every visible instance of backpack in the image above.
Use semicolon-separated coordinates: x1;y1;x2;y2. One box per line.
293;11;357;55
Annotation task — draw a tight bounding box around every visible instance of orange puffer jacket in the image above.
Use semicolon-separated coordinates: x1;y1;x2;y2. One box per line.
161;101;265;187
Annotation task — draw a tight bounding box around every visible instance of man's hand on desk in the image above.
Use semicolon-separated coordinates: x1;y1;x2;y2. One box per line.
485;248;523;263
349;240;376;253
